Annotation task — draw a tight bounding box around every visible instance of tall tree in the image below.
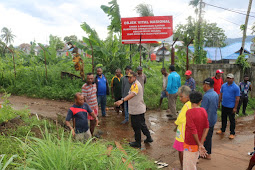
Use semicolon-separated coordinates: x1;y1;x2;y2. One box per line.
64;35;78;43
174;16;227;47
0;27;15;45
135;3;154;17
49;35;64;50
189;0;206;64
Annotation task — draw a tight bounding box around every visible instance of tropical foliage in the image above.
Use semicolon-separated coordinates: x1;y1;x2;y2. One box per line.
174;16;227;47
135;3;154;17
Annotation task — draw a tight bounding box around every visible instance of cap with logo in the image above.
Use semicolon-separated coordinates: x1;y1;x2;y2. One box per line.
203;78;214;86
216;69;224;74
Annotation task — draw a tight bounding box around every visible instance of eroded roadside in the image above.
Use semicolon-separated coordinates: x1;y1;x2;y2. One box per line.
1;94;254;170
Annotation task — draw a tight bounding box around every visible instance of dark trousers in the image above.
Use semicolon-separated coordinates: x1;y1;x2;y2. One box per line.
204;126;214;154
97;95;107;116
237;96;248;114
131;113;151;144
221;106;235;135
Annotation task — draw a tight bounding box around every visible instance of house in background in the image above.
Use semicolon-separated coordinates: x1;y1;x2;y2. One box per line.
151;41;184;61
189;42;252;64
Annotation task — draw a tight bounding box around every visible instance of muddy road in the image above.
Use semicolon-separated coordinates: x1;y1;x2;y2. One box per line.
1;95;254;170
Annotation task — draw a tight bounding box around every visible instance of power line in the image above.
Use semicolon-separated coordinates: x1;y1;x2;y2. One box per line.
234;9;255;14
204;2;255;18
217;17;254;31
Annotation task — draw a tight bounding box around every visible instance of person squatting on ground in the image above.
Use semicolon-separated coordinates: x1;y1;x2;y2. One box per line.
121;66;132;124
82;73;98;135
216;73;240;139
237;75;252;115
184;70;196;91
136;66;147;92
173;85;191;168
183;91;209;170
111;68;123;114
201;78;219;160
115;71;153;148
159;68;169;110
65;93;98;141
166;65;181;119
95;67;109;117
212;69;224;95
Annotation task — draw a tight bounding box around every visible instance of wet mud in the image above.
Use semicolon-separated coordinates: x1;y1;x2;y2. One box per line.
1;94;254;170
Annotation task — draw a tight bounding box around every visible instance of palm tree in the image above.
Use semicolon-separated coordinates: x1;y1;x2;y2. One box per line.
1;27;15;45
135;4;154;17
189;0;200;20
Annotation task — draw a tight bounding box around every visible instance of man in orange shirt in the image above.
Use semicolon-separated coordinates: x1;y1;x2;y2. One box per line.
212;69;224;95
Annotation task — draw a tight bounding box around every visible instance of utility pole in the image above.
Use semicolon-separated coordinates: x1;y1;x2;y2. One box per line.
241;0;253;55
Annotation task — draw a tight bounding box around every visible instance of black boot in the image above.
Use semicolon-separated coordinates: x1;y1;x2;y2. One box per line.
144;136;153;143
129;142;141;148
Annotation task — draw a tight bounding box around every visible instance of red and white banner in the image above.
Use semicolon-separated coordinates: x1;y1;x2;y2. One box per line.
121;16;173;44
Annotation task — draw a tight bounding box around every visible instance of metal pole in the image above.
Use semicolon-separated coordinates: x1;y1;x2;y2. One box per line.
130;44;132;65
162;43;165;68
139;34;142;66
44;50;47;80
89;40;94;74
186;39;193;70
38;44;48;80
186;46;189;70
171;38;178;65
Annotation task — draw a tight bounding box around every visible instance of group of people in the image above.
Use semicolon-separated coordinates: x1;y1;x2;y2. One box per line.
160;66;253;169
64;64;253;170
65;66;150;148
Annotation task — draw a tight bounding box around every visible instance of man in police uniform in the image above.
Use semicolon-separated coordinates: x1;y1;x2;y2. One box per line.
115;71;153;148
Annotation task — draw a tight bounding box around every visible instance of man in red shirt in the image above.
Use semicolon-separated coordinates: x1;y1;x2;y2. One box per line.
183;91;209;170
212;69;224;95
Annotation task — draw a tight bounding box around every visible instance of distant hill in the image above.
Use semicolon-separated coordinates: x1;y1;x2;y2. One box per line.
225;35;254;45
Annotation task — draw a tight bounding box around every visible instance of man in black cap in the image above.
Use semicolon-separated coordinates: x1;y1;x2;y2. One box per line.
136;66;147;91
201;78;219;159
121;66;132;124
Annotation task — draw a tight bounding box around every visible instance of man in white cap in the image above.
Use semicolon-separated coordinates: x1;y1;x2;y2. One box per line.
212;69;224;95
216;73;240;139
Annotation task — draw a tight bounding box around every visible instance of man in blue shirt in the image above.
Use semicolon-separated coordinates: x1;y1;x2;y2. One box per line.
95;67;109;117
66;92;98;141
166;65;181;119
216;73;240;139
201;78;219;159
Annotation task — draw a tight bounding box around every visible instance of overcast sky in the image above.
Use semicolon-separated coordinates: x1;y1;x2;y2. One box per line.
0;0;254;46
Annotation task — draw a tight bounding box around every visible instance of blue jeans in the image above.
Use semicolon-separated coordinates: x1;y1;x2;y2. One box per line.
97;95;107;116
124;101;129;121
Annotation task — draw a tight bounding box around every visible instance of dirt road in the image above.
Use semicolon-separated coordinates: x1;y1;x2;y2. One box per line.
1;95;254;170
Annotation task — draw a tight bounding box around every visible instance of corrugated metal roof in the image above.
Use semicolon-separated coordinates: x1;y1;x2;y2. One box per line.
188;42;252;61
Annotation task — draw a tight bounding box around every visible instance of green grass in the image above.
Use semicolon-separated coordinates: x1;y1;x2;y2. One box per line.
0;95;156;169
14;127;156;170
